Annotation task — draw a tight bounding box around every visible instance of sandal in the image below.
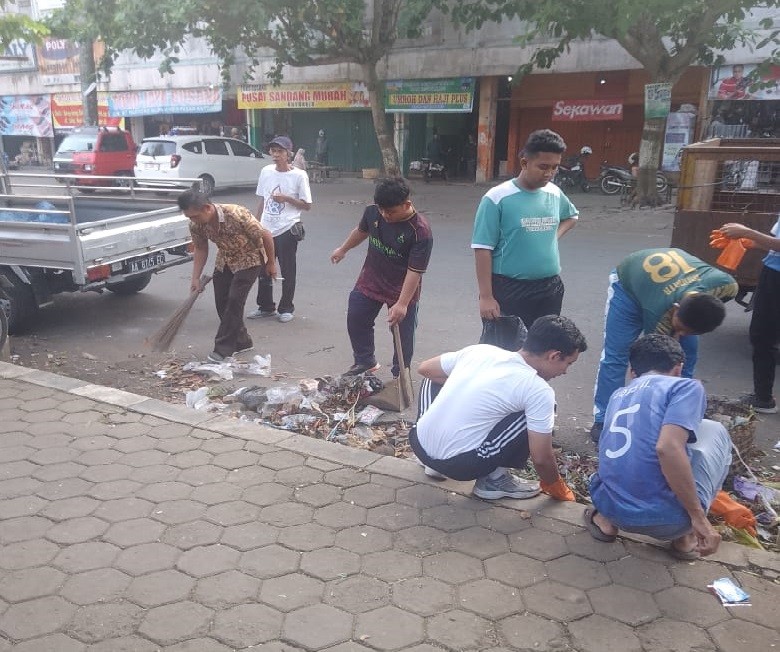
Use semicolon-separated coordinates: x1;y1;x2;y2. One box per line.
583;508;617;543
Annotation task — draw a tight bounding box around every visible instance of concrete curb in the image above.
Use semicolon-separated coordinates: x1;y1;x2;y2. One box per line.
1;360;775;572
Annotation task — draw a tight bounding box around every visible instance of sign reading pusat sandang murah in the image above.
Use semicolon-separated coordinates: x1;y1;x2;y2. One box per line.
238;83;370;109
385;78;475;113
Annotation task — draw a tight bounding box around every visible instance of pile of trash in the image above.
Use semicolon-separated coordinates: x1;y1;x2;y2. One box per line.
179;361;412;457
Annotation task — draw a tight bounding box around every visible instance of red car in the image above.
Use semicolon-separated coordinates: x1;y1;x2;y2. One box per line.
53;126;137;188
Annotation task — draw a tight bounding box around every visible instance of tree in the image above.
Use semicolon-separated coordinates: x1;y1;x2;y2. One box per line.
0;0;48;53
49;0;441;175
448;0;780;204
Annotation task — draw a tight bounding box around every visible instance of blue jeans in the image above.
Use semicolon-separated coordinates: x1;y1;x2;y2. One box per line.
611;419;731;541
593;272;698;424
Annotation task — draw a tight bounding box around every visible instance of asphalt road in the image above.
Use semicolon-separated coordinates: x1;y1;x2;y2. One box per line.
5;173;778;463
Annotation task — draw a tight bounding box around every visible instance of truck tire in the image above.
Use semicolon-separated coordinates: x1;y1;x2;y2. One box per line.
115;172;135;188
5;282;38;335
106;273;153;295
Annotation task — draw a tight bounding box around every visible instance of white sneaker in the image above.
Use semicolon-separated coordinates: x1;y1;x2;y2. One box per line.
473;472;540;500
277;312;294;323
248;309;277;319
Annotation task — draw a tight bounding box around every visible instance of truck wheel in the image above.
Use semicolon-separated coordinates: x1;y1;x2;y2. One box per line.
106;273;153;295
5;282;38;335
195;175;215;196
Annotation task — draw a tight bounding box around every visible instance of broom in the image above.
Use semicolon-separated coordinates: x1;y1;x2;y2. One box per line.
146;274;212;352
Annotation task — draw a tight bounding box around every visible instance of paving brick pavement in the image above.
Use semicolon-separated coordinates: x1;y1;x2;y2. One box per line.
0;361;778;652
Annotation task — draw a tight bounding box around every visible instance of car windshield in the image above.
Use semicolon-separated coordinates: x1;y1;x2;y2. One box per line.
57;134;98;153
138;140;177;157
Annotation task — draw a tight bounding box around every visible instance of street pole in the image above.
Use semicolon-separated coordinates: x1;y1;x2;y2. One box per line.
79;40;98;126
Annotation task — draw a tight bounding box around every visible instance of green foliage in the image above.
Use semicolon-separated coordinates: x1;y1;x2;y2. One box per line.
446;0;780;83
0;0;49;51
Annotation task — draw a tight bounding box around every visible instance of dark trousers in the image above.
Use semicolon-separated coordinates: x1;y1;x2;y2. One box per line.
750;265;780;400
213;266;259;357
492;274;564;330
409;378;530;481
347;289;418;377
257;229;298;314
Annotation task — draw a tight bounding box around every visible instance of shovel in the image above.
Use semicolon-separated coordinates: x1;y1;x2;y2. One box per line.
364;323;414;412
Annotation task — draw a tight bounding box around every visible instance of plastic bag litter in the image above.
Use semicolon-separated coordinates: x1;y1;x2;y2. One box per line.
266;385;304;405
229;386;267;412
357;405;384;425
186;387;212;410
280;414;320;430
183;361;234;381
299;378;320;394
733;476;780;506
183;354;271;381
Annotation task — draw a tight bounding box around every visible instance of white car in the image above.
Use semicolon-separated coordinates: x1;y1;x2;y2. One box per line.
134;135;272;195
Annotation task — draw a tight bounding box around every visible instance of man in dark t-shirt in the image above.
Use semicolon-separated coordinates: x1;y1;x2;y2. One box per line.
331;177;433;377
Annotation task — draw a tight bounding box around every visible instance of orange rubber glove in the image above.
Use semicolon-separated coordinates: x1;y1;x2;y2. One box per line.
716;238;748;271
710;490;757;536
739;237;754;249
540;477;576;502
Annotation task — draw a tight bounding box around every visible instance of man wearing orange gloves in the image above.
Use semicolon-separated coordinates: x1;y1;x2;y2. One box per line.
715;220;780;414
588;334;734;559
408;315;586;502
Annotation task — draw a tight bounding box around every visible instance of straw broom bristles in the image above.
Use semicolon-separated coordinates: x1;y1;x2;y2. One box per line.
146;274;212;352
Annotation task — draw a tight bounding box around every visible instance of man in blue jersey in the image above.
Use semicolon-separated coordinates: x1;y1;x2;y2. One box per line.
587;334;731;560
472;129;578;331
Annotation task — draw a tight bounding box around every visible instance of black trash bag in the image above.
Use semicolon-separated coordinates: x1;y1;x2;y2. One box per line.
479;315;527;351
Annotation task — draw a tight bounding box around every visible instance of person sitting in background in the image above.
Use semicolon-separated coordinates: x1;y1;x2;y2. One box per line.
588;334;732;560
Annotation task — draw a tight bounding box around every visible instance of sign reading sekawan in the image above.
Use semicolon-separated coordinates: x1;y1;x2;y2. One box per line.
552;99;624;122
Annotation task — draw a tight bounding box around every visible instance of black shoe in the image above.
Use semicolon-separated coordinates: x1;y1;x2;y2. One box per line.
589;422;604;445
343;361;379;376
744;394;778;414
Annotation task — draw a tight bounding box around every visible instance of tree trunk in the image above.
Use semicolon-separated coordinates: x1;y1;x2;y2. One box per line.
362;62;399;176
636;116;666;206
79;40;99;127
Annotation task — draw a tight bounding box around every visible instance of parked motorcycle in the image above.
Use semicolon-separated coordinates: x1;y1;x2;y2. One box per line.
554;146;592;192
410;158;447;182
598;163;668;195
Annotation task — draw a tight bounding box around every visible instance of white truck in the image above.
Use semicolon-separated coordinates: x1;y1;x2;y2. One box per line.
0;171;193;333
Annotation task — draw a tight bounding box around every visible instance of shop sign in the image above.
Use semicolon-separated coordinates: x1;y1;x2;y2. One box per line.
51;92;124;129
644;83;672;119
0;95;53;137
108;88;223;117
708;63;780;101
238;83;370;109
385;78;475;113
551;99;623;121
35;38;106;86
0;39;37;73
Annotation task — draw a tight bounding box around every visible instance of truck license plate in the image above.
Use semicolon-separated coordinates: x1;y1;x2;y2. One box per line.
124;252;165;273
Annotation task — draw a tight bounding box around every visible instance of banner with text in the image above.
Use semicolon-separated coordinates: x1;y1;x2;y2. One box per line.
238;83;370;109
708;63;780;100
551;99;623;122
644;83;672;119
108;88;222;117
35;38;106;86
51;92;124;129
385;78;475;113
0;95;53;137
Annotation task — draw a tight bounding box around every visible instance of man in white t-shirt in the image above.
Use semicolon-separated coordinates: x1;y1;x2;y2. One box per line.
248;135;313;323
410;315;586;501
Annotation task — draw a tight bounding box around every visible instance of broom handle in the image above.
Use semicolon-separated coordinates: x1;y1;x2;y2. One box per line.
196;274;213;294
392;323;413;406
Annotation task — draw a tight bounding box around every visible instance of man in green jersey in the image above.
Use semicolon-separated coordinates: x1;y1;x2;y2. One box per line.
591;248;737;443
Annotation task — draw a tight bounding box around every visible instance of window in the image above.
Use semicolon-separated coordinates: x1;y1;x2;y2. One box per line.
229;140;260;158
182;141;204;155
100;134;128;152
204;139;230;156
139;140;176;157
